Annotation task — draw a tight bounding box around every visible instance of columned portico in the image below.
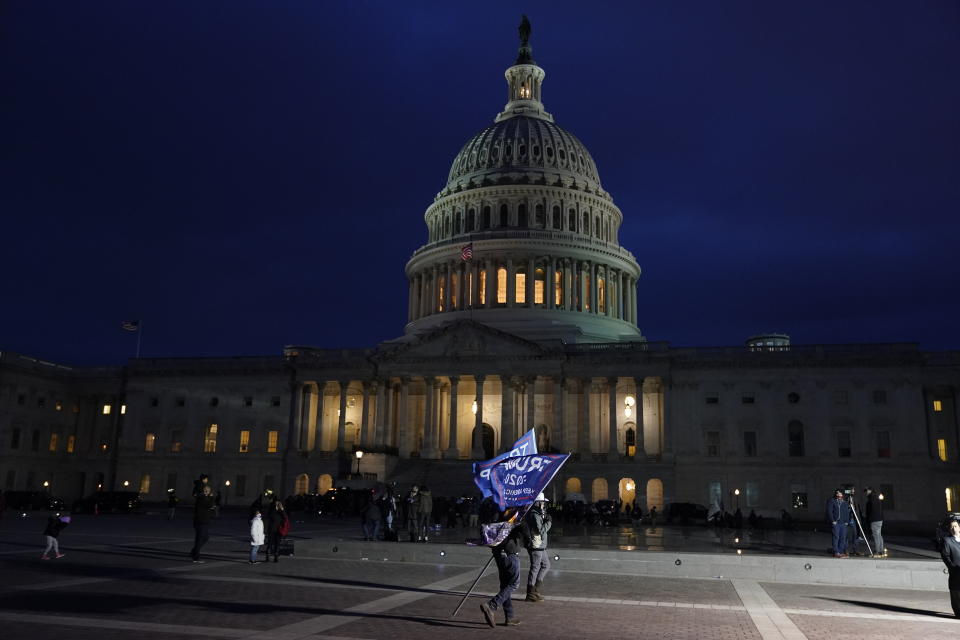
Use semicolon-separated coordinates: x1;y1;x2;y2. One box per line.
445;376;460;458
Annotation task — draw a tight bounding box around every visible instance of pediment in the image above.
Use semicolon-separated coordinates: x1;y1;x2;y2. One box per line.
375;320;547;362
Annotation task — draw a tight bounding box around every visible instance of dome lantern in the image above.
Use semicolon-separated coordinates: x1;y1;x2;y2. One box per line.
496;16;553;124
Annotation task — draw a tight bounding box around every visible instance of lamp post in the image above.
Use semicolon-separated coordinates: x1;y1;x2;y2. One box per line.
224;479;231;507
355;450;364;476
734;488;741;511
122;480;130;488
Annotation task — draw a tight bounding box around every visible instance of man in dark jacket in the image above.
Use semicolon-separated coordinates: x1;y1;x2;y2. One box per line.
480;512;528;627
524;493;552;602
864;487;885;558
417;486;434;543
190;485;216;562
825;489;851;558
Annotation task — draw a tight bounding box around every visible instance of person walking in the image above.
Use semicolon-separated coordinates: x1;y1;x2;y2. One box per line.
417;485;434;542
825;489;851;558
249;509;264;564
265;498;287;562
41;514;69;559
524;493;552;602
190;485;216;563
864;487;885;558
405;485;420;542
361;490;382;541
941;520;960;617
167;489;178;520
480;514;528;627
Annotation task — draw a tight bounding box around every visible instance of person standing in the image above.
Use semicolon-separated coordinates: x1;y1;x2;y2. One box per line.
480;514;528;627
825;489;851;558
265;498;287;562
864;487;885;558
361;490;382;541
524;493;552;602
249;510;264;564
417;485;434;542
190;485;216;563
405;485;420;542
41;514;69;559
941;520;960;617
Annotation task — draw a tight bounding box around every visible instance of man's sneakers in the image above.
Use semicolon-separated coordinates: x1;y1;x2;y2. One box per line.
479;602;496;628
504;619;522;626
55;553;66;559
40;555;50;560
525;592;539;602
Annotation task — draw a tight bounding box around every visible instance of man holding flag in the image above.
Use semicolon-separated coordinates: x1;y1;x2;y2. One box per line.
464;430;569;627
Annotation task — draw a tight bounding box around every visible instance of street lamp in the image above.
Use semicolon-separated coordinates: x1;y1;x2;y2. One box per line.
224;480;230;507
42;480;50;488
355;450;364;476
123;480;130;487
734;488;741;510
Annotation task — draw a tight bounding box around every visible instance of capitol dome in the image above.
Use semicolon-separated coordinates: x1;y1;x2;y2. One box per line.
403;19;643;345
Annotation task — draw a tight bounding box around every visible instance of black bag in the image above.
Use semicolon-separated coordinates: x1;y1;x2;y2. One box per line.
279;537;295;556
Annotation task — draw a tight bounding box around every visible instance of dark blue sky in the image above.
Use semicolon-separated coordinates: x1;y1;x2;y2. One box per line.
2;1;958;365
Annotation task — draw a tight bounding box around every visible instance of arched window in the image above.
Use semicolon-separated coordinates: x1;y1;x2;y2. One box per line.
565;477;582;495
454;212;462;235
499;204;509;227
624;424;636;457
598;274;606;313
595;216;600;237
496;266;507;304
444;217;450;237
294;474;309;495
554;269;563;306
582;212;590;234
316;474;334;495
646;478;664;511
552;205;561;229
517;204;528;228
467;208;476;231
482;206;491;229
569;209;576;231
584;273;591;311
534;267;545;304
535;204;545;228
618;478;637;509
591;477;609;502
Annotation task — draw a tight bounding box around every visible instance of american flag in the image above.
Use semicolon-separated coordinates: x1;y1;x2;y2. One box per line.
460;243;473;261
121;320;140;332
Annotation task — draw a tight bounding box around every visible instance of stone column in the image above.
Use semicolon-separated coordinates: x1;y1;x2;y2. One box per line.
420;376;435;458
360;380;372;447
313;382;326;452
297;384;310;451
287;381;302;454
634;376;646;459
562;259;572;310
579;378;592;453
661;377;673;460
606;267;615;317
458;261;467;310
336;380;348;451
630;276;637;325
546;259;556;309
501;376;516;452
472;375;486;458
430;265;439;314
590;262;599;314
419;272;428;318
506;258;515;307
443;263;452;311
579;262;589;312
374;378;388;446
398;378;410;456
446;376;460;458
553;377;565;451
471;261;481;309
485;260;496;308
607;376;619;457
526;257;535;307
526;375;537;434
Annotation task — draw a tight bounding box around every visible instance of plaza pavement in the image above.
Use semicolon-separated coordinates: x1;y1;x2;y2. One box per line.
0;508;955;640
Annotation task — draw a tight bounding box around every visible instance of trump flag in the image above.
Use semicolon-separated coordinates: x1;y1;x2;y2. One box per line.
487;453;570;511
472;429;537;499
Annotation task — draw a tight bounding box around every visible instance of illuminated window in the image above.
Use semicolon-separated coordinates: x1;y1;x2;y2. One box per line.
437;277;445;311
497;267;507;303
102;404;112;415
144;433;156;452
584;274;591;311
239;430;250;453
66;435;75;453
139;474;151;494
48;433;58;452
947;487;956;512
515;271;526;304
938;438;948;462
534;268;545;304
934;400;943;412
598;276;606;313
467;272;473;307
120;404;126;415
267;430;279;453
554;271;562;306
204;424;218;453
479;270;486;305
170;430;183;453
451;272;458;310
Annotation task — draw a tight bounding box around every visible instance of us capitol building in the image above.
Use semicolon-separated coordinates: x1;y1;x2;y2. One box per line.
2;23;959;523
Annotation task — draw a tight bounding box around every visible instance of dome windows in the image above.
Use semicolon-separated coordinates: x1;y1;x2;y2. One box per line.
558;149;566;162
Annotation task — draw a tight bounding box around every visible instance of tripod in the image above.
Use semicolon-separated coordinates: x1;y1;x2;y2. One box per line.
846;494;873;557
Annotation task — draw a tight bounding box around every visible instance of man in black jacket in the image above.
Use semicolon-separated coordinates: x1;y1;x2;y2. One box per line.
190;485;216;562
864;487;885;558
480;513;528;628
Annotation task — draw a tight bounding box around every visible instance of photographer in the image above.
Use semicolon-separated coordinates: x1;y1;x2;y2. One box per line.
865;487;885;558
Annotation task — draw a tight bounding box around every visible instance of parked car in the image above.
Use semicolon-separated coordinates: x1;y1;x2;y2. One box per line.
664;502;708;525
72;491;143;514
3;490;64;511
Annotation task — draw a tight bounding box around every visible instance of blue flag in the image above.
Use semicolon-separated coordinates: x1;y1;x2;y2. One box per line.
488;453;569;511
472;430;537;499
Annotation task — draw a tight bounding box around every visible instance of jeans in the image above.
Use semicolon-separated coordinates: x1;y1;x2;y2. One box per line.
362;520;381;540
527;549;551;589
266;531;280;558
490;552;520;620
43;535;59;556
191;524;209;560
250;544;260;562
831;522;846;555
870;521;884;555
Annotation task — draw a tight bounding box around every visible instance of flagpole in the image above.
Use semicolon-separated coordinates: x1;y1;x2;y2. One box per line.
451;554;495;617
